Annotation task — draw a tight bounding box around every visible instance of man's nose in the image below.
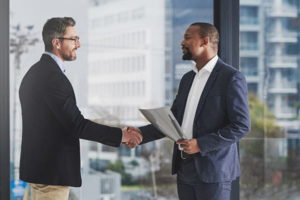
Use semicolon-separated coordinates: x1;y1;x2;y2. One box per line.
181;40;185;47
76;40;81;48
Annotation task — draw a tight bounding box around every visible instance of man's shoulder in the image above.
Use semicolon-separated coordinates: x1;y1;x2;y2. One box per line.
21;55;65;88
39;54;65;73
217;59;244;79
217;59;237;72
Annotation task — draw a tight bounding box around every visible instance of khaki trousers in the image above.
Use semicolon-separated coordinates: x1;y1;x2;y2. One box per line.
30;183;70;200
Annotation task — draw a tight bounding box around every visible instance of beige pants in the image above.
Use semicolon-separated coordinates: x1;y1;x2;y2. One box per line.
30;183;70;200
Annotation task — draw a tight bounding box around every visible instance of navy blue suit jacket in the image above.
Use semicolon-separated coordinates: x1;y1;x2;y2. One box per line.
139;58;250;183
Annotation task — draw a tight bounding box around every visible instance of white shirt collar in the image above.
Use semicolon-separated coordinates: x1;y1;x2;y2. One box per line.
43;52;66;73
192;55;218;74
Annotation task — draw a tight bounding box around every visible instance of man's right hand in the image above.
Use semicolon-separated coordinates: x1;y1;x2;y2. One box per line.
121;127;143;148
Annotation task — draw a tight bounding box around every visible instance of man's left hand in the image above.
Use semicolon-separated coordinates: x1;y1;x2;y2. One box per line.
176;139;200;154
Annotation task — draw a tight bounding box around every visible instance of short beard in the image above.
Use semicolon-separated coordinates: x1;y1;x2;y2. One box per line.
182;51;193;60
62;51;76;61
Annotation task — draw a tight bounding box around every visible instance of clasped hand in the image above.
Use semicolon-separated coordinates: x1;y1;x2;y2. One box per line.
121;127;142;148
176;139;200;154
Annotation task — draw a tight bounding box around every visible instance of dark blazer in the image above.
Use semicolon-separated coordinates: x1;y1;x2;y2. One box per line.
19;54;122;187
140;58;250;183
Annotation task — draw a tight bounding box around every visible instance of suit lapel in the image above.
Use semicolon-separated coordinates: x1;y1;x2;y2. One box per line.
177;72;196;125
193;59;223;121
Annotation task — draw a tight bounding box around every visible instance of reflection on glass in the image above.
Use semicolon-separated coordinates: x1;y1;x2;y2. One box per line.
10;0;212;199
240;0;300;199
85;0;213;199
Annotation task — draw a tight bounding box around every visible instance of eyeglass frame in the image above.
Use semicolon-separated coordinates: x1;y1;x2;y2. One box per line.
57;37;80;43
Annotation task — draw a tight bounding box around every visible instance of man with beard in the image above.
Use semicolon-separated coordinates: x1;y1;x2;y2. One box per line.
128;22;250;200
19;17;142;200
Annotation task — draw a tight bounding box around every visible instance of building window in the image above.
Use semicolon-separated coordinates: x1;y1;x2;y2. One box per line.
240;57;258;76
240;6;258;25
240;32;258;50
240;0;300;199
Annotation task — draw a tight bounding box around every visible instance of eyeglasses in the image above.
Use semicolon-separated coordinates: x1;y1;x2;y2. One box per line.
58;37;80;43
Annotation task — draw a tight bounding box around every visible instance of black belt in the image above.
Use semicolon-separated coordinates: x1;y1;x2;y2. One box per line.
180;150;193;160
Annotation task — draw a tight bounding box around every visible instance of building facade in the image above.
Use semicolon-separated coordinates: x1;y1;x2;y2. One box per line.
240;0;300;132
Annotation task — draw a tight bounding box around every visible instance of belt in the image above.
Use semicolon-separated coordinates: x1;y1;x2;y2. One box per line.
180;150;193;160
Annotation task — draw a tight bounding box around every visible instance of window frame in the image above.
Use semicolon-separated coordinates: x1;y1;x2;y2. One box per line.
0;0;10;199
214;0;240;199
0;0;240;199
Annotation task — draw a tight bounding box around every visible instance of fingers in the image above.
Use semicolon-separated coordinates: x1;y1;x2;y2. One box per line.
121;126;143;148
127;127;142;143
127;126;140;132
123;139;140;149
176;139;200;154
176;139;190;152
124;142;138;149
176;139;190;146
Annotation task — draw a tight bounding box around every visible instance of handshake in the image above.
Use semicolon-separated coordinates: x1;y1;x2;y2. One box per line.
121;127;143;148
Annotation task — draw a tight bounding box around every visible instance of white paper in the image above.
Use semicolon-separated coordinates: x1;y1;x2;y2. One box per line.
139;107;187;142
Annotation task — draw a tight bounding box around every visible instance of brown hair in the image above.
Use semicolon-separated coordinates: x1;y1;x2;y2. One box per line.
42;17;76;51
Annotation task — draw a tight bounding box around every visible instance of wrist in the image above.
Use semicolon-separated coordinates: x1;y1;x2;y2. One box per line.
121;127;128;143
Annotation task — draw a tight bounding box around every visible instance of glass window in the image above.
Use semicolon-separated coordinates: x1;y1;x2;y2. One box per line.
240;0;300;199
247;83;258;95
240;57;258;76
10;0;213;199
240;32;258;50
240;6;258;25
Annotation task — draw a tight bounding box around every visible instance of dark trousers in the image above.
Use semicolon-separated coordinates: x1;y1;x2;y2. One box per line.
177;180;232;200
177;157;232;200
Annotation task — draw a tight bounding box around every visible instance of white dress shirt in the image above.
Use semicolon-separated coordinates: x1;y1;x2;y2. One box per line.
43;52;66;73
181;55;218;139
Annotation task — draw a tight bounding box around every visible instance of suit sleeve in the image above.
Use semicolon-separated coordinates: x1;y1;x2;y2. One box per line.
139;75;183;144
43;73;122;147
197;71;250;155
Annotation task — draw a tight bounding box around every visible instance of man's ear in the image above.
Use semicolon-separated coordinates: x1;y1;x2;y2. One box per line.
201;37;209;47
52;38;61;50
